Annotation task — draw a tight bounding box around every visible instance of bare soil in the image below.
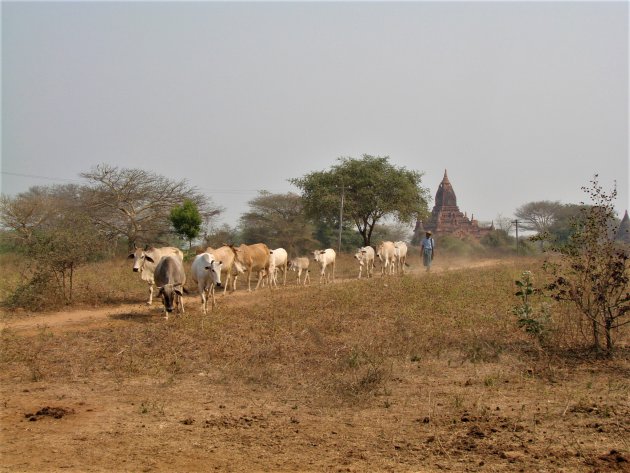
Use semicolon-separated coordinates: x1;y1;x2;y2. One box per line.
1;258;629;472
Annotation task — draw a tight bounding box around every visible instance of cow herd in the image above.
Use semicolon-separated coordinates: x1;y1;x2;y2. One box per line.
128;240;410;318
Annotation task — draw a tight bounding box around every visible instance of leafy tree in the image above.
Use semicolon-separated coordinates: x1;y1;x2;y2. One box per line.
291;155;430;246
239;191;318;254
81;164;220;249
546;204;588;245
203;224;241;249
544;176;630;357
170;199;202;250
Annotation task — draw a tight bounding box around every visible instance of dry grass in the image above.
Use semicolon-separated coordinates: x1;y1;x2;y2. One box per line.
1;255;629;471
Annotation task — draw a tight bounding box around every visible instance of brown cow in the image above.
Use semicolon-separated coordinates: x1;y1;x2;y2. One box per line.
205;246;245;295
230;243;270;291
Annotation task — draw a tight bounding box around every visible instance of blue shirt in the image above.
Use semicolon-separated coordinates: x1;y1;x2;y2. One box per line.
421;237;434;250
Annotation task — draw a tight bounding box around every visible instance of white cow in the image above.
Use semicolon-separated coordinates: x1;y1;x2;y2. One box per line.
375;241;396;276
191;252;223;314
313;248;336;284
267;248;288;287
394;241;408;275
288;257;310;285
354;246;375;279
128;246;184;304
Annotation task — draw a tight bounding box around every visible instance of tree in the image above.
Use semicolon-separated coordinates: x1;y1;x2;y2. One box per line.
81;164;221;249
515;200;562;234
170;199;202;250
239;191;318;254
544;176;630;357
0;184;107;307
291;155;430;246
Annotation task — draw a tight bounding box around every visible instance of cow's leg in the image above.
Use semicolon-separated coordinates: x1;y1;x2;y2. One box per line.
223;271;230;295
304;270;310;285
148;283;154;305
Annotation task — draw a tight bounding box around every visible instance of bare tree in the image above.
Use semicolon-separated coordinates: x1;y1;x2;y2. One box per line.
514;201;563;234
1;184;107;307
545;176;630;357
81;164;220;248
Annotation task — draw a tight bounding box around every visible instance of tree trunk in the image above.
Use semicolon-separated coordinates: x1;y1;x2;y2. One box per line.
69;263;74;303
592;318;601;355
604;317;613;357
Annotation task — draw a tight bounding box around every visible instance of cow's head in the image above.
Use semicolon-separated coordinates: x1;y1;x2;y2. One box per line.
354;248;369;262
313;250;325;262
375;242;384;259
204;260;224;288
158;283;183;313
128;247;150;272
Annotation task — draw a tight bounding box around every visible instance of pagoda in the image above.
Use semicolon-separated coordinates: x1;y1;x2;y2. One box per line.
616;210;630;244
413;170;493;240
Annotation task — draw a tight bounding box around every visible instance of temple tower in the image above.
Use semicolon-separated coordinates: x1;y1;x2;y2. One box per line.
420;169;492;238
616;210;630;244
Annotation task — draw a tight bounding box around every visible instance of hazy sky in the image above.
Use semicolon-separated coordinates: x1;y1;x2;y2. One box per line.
2;1;628;229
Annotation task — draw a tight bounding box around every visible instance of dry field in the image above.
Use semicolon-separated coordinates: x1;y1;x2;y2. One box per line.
1;253;629;472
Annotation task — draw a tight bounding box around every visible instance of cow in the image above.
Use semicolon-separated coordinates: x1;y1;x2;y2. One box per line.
288;257;311;285
313;248;336;284
191;252;223;314
267;248;288;287
128;246;184;304
149;255;186;319
354;246;375;279
394;241;408;275
375;241;396;276
205;246;246;294
230;243;271;291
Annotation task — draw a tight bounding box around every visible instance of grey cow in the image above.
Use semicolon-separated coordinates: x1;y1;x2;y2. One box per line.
148;255;187;319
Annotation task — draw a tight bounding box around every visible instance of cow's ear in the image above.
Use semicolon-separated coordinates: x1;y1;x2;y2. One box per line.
128;253;135;259
157;287;164;296
145;255;155;263
174;286;183;296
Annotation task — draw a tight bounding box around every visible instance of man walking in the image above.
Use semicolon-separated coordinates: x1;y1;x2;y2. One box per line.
421;231;434;272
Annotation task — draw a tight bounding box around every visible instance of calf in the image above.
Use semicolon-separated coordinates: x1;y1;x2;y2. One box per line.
313;248;336;284
394;241;408;275
354;246;375;279
149;255;187;319
288;257;311;285
191;252;223;314
268;248;288;286
376;241;396;276
128;246;183;304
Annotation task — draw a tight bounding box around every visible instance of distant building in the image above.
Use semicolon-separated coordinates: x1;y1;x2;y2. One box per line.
616;210;630;244
413;170;493;242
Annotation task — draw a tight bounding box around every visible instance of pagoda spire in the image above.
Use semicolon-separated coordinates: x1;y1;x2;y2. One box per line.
616;210;630;244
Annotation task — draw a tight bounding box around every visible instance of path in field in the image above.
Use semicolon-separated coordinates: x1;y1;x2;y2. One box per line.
0;258;504;335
